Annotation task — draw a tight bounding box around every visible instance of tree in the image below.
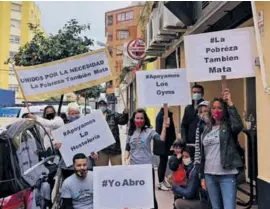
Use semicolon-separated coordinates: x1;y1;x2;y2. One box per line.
7;19;104;100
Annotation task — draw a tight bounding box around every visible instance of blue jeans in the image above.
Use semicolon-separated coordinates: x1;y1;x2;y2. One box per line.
205;174;237;209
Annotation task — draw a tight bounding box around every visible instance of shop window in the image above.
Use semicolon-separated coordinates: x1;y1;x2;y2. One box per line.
118;30;129;40
117;11;133;24
107;15;113;26
10;19;21;28
107;32;113;42
10;35;20;44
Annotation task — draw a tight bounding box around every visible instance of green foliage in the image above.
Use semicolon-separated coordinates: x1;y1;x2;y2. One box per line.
75;85;105;99
6;19;104;99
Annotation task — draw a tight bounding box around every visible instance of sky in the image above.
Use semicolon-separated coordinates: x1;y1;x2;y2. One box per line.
35;1;132;49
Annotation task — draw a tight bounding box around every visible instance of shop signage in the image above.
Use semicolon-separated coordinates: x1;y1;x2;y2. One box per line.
184;27;256;82
127;39;146;61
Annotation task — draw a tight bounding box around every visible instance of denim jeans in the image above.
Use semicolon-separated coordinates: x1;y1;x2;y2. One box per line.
205;174;237;209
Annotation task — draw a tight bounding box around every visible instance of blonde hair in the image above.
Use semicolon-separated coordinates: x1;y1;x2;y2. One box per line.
67;102;80;112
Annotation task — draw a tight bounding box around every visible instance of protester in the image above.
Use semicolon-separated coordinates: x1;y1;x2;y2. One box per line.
195;89;244;209
168;140;186;187
61;153;94;209
125;108;168;209
95;97;129;166
181;84;204;144
194;101;209;167
29;105;64;149
171;146;210;209
155;107;176;191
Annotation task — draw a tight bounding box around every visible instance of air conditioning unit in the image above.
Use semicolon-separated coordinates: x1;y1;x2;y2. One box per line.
160;2;187;33
149;8;175;47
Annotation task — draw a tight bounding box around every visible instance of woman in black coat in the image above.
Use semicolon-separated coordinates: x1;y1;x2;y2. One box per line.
155;107;176;191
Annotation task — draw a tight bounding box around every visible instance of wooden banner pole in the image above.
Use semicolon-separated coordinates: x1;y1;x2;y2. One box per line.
13;64;31;114
221;75;227;93
163;103;169;121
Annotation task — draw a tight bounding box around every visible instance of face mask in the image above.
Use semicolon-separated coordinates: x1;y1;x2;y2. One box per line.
68;115;80;122
135;120;144;128
46;113;55;120
183;158;192;166
211;110;223;121
99;106;107;113
192;93;202;101
75;169;87;178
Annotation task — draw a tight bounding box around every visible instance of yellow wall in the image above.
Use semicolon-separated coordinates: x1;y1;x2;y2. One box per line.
254;2;270;182
0;1;41;100
0;2;11;90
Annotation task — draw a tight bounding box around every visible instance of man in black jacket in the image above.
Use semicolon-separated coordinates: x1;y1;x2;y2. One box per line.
181;84;204;144
155;107;176;191
95;97;129;166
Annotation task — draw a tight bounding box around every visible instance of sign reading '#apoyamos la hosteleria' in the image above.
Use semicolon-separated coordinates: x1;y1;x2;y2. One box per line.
52;110;115;167
15;49;113;100
184;27;256;82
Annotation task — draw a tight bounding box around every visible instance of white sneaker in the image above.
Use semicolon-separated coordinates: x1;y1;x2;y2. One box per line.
163;177;172;188
158;182;169;191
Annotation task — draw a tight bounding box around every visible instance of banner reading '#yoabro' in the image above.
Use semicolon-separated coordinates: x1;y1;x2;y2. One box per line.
52;110;115;167
94;164;153;209
15;49;113;100
184;27;256;82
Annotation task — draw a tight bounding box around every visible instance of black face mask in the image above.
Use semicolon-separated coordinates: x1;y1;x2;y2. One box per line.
46;113;55;120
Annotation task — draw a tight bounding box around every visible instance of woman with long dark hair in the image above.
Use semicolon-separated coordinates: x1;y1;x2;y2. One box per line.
195;89;243;209
125;108;168;209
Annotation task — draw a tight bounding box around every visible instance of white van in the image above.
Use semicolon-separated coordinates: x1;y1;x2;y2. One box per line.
0;104;93;118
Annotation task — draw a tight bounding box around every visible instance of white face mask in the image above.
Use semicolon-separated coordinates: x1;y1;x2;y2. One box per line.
99;106;107;113
183;158;192;166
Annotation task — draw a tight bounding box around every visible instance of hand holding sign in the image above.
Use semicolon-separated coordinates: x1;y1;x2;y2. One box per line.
223;88;233;106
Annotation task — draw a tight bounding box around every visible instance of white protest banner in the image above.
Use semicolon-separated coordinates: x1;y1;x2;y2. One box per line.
93;164;153;209
136;69;191;107
52;110;115;167
15;49;114;100
23;164;49;187
184;27;256;82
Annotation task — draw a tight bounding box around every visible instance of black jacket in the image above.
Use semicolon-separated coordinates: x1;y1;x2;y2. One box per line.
155;108;176;155
181;99;204;144
101;109;129;155
196;105;244;178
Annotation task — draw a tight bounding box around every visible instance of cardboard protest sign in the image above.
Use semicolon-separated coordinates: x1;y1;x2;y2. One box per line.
184;27;256;82
136;69;191;107
93;164;153;209
15;49;114;100
52;110;115;167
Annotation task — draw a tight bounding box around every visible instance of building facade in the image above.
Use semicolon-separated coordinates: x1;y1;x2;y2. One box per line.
105;4;144;95
130;1;270;208
0;1;41;101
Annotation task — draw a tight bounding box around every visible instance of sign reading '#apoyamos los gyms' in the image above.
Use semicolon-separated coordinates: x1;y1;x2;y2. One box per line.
184;27;256;82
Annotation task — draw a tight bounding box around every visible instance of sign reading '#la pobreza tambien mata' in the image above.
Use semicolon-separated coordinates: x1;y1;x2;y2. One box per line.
15;48;113;100
184;27;256;82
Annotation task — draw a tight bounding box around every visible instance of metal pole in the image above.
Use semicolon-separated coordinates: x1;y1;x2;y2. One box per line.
58;95;64;116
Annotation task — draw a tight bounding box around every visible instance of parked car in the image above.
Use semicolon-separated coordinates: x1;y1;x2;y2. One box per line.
0;118;59;209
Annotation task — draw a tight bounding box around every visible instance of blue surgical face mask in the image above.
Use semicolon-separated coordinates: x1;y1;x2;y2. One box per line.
99;106;107;113
68;115;80;122
193;93;202;101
